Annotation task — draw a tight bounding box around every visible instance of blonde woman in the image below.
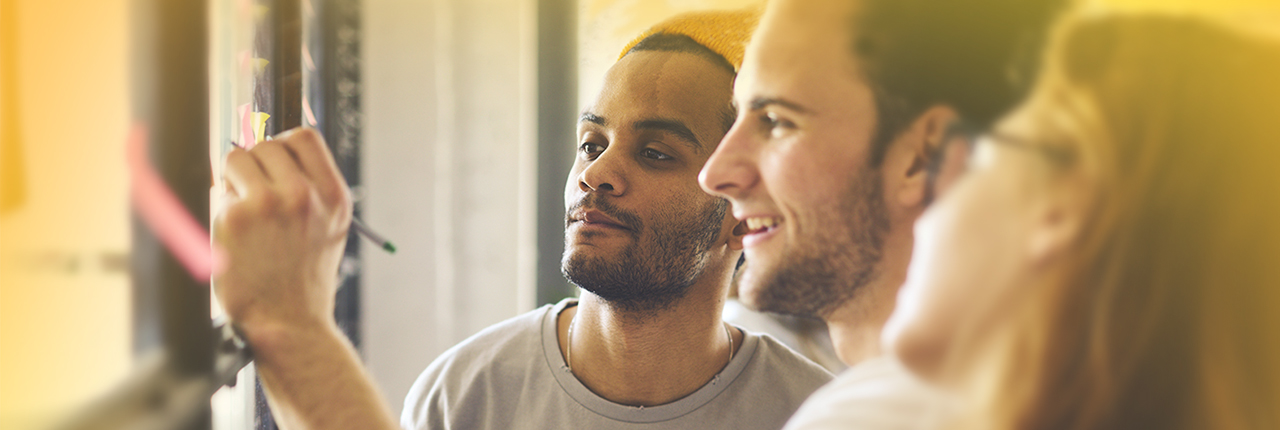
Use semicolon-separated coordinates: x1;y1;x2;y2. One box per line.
884;12;1280;430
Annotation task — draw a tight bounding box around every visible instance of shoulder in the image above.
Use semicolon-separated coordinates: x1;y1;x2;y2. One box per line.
746;331;835;390
723;329;834;406
435;306;548;365
401;303;560;429
782;357;952;430
696;330;832;430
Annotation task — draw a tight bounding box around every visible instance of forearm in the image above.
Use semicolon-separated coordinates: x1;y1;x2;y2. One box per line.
214;131;398;429
249;320;400;430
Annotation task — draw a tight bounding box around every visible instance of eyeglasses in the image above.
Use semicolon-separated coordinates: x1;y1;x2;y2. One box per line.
921;123;1077;205
921;122;981;205
979;132;1077;168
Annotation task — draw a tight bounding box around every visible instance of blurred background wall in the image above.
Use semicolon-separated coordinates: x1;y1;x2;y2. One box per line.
0;0;1276;429
0;1;132;429
361;0;539;413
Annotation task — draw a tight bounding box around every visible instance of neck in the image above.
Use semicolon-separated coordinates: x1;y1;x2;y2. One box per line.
825;223;913;367
558;288;741;406
824;285;895;367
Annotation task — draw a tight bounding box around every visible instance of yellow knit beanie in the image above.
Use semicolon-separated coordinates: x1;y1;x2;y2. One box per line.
619;7;762;72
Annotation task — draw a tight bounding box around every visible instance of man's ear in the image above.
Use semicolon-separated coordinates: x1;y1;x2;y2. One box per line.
1027;176;1088;265
728;219;748;251
892;106;960;210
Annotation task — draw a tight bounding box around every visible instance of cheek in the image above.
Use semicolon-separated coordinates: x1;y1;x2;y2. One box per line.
763;136;866;211
884;199;972;378
886;174;1021;381
889;164;1047;384
564;164;586;206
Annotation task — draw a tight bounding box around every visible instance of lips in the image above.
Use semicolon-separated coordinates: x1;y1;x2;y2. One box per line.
571;209;631;231
743;216;781;234
739;216;782;249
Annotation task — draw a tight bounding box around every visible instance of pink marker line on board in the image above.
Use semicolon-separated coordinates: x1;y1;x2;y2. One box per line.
126;124;226;282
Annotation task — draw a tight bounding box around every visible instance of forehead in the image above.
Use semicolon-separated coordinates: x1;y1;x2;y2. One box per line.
588;51;734;137
738;0;871;114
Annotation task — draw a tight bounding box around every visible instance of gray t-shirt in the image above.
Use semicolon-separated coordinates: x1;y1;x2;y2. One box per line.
402;299;833;430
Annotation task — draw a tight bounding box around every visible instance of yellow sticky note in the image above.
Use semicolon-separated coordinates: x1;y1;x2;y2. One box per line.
253;58;269;75
253;4;269;21
252;112;271;144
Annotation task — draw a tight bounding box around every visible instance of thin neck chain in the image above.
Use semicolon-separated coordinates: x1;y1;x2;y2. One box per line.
565;307;735;373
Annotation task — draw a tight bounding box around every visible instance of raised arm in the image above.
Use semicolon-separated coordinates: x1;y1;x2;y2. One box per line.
213;128;399;430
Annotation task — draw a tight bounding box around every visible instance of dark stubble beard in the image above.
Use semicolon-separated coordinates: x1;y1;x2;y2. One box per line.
562;193;729;315
745;166;890;319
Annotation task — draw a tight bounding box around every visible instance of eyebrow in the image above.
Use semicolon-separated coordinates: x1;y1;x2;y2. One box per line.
579;112;703;153
747;97;810;114
634;119;702;152
580;112;606;126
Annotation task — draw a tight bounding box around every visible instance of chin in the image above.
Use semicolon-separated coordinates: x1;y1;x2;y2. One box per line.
884;319;950;386
733;266;769;309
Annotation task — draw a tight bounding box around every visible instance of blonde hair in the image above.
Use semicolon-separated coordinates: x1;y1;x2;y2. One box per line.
960;12;1280;430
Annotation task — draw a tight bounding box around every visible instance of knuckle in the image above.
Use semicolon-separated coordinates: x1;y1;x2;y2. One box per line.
289;128;325;149
338;196;354;224
225;148;247;163
321;181;351;207
252;138;281;151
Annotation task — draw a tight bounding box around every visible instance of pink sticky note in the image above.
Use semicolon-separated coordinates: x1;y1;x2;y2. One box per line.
127;124;225;281
303;95;318;126
239;103;255;149
238;50;252;76
303;45;317;72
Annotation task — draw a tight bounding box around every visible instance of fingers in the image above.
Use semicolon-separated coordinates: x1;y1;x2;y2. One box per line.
253;140;310;195
223;147;269;201
219;128;352;227
278;128;350;208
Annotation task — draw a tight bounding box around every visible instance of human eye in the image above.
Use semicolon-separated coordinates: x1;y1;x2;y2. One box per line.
758;111;796;139
579;140;605;160
641;147;673;161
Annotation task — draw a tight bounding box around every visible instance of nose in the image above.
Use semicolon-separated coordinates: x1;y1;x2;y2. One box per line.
699;121;757;199
578;148;627;196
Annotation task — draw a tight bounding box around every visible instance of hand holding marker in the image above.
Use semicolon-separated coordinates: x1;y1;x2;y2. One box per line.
230;135;396;255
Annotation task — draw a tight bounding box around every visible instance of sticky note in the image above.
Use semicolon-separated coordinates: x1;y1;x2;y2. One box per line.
239;103;254;149
303;46;316;72
253;58;269;75
252;112;271;144
126;124;224;282
238;50;251;75
303;95;318;127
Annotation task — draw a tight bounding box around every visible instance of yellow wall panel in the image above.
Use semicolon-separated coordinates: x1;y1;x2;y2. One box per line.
0;0;132;428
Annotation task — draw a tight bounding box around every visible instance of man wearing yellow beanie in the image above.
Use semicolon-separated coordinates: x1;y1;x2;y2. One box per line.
399;9;830;429
213;9;830;430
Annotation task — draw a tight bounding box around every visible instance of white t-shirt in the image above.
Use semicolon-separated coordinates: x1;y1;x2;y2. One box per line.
782;356;953;430
402;299;833;430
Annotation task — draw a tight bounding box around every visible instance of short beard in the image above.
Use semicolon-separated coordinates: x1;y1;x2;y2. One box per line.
747;166;890;319
562;194;729;315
